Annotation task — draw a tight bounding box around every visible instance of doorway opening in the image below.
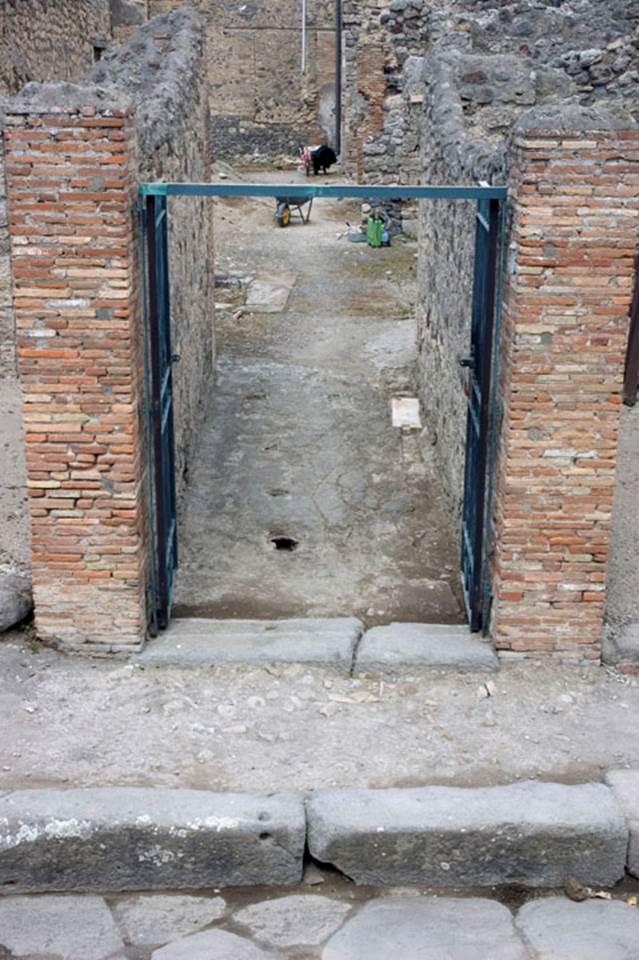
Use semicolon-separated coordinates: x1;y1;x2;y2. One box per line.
139;179;506;637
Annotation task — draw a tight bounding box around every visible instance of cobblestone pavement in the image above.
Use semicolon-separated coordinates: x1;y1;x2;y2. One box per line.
2;883;639;959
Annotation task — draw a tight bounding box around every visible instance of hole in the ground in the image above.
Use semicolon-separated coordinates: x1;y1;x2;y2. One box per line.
270;535;298;552
259;832;273;841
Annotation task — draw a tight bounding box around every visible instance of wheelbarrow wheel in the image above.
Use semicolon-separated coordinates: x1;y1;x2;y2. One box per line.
276;202;290;227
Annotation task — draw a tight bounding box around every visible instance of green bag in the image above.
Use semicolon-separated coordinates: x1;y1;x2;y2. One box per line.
367;215;383;248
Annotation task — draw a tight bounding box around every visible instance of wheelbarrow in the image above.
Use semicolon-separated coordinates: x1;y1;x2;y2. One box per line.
275;195;313;227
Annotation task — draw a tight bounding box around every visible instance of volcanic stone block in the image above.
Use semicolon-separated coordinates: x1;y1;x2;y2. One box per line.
322;896;527;960
516;897;639;959
355;623;499;673
0;895;125;960
306;782;627;887
605;769;639;877
137;618;362;670
0;788;305;892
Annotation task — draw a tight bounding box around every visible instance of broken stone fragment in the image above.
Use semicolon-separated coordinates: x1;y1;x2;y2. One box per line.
0;568;32;633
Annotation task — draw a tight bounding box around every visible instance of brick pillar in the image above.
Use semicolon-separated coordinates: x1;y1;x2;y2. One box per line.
4;90;147;651
491;119;639;660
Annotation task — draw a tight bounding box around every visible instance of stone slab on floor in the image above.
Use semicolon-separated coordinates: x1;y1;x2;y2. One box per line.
136;617;362;670
322;896;527;960
111;894;227;947
306;782;627;887
245;272;296;313
354;623;499;673
0;788;305;892
152;929;271;960
516;896;639;959
0;895;126;960
234;894;352;947
605;769;639;877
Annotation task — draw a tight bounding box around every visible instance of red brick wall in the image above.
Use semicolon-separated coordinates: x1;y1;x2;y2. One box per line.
4;99;147;651
491;126;639;659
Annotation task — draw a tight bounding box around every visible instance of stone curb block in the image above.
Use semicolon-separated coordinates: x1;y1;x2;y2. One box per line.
605;769;639;879
135;618;363;671
306;782;628;887
0;789;305;892
354;623;500;673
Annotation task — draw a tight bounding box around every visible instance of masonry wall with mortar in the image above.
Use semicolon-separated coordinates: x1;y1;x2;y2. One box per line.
0;1;115;381
89;8;215;505
3;9;213;650
490;115;639;660
147;0;337;160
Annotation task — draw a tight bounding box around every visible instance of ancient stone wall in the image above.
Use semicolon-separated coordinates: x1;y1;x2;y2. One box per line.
0;1;112;96
490;108;639;660
0;1;113;381
3;8;213;650
148;0;337;160
89;8;214;505
415;54;505;523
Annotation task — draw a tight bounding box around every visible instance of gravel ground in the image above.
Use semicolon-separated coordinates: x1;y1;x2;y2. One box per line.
0;633;637;793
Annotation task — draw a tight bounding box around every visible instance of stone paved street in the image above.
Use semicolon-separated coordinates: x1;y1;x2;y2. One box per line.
2;888;639;959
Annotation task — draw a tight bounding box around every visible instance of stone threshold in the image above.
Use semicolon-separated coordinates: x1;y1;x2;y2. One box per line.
135;618;499;673
0;773;636;894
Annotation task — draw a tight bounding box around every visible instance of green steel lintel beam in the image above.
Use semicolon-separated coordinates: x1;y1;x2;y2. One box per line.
139;182;507;201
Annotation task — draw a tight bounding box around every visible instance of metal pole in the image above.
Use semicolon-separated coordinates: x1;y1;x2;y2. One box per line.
301;0;306;72
335;0;342;154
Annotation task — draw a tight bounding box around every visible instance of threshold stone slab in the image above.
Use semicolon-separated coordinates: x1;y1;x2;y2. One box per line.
516;896;639;959
322;897;527;960
306;782;627;887
605;769;639;878
0;788;305;892
137;617;362;669
355;622;499;673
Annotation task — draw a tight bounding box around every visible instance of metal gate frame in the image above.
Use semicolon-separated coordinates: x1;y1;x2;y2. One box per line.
138;180;507;635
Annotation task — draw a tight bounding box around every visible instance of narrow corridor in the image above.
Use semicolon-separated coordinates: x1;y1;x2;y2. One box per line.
174;169;464;625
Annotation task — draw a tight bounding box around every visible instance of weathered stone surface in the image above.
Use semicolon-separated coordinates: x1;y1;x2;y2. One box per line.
605;769;639;877
306;782;627;887
152;929;271;960
112;894;227;946
0;895;125;960
322;896;527;960
0;569;32;633
0;788;305;891
355;623;499;673
516;896;639;959
245;273;296;313
234;894;352;947
137;618;362;669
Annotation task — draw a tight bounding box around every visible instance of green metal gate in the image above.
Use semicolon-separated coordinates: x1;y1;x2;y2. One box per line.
139;181;506;635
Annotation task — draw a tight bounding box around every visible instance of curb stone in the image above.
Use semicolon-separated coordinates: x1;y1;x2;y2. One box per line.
605;769;639;878
0;788;305;892
306;782;628;887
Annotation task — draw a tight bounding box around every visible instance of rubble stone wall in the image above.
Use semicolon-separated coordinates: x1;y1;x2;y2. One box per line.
89;8;214;505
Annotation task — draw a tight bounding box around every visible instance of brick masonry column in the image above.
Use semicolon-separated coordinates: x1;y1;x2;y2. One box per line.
4;86;147;651
491;112;639;660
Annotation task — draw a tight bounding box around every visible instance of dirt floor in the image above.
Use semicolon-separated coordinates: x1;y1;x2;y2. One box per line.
1;631;637;793
173;166;464;625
